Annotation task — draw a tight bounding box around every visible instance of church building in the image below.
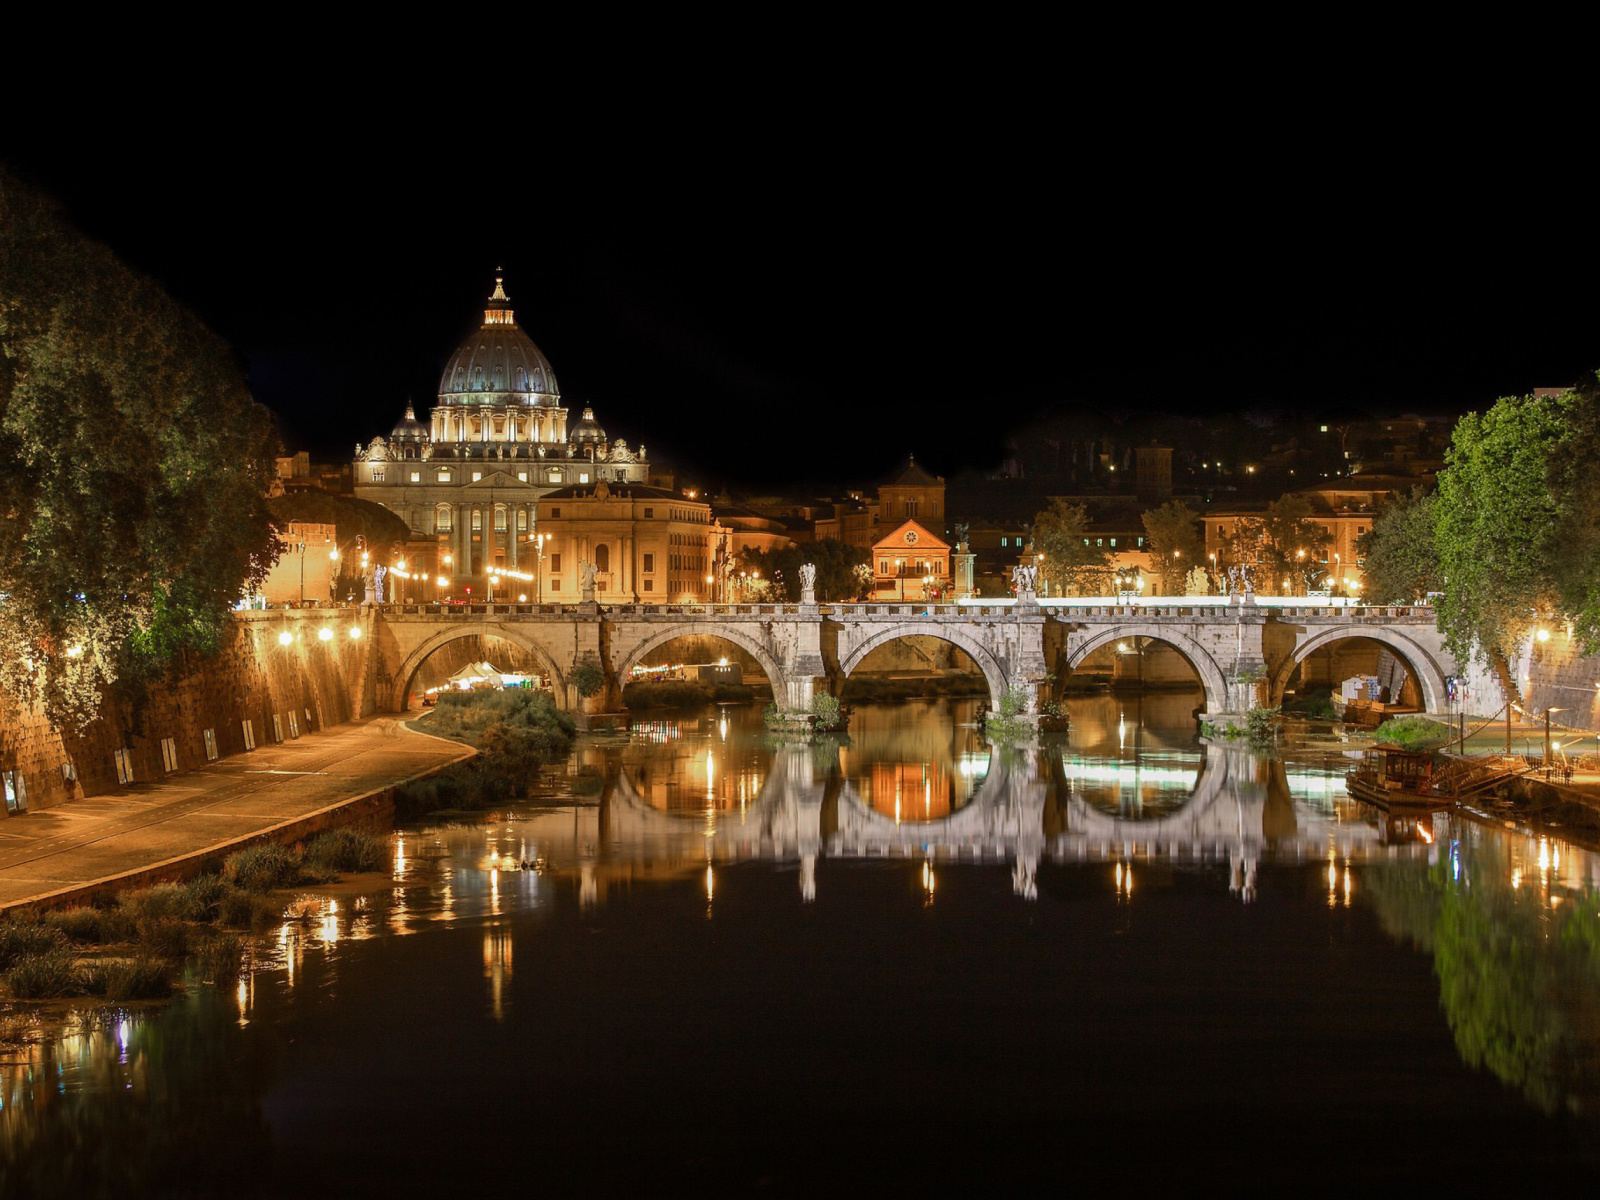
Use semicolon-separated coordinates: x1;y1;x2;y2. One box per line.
352;274;652;594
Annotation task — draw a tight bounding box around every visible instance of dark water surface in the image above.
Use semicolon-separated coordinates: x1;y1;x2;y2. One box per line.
5;693;1600;1195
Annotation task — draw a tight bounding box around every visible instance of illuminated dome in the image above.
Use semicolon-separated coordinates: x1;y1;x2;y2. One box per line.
437;275;560;406
571;407;606;444
389;403;427;442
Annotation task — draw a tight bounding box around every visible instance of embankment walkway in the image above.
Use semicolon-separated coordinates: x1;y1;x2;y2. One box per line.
0;716;471;912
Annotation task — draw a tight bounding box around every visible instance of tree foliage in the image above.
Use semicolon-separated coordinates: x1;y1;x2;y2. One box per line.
736;538;869;602
1029;498;1111;595
1357;487;1440;604
1221;495;1331;594
0;166;279;727
1434;391;1574;662
1140;500;1201;592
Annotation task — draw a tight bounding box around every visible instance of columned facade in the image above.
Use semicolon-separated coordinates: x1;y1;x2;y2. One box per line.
352;274;655;600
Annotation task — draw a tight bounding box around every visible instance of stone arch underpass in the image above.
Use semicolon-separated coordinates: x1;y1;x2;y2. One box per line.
1267;625;1450;713
1064;625;1231;713
835;624;1011;710
390;625;569;710
611;624;790;703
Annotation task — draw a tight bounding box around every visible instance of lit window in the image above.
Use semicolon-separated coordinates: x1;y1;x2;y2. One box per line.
436;506;452;531
472;471;483;482
518;471;528;482
438;470;452;483
579;472;590;484
472;511;482;531
516;510;527;531
372;469;385;482
548;470;562;483
410;471;421;483
494;509;507;531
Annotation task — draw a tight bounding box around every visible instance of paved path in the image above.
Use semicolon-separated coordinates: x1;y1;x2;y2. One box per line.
0;716;472;911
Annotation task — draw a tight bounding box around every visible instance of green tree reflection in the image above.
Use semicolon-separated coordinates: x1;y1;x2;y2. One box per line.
1367;827;1600;1115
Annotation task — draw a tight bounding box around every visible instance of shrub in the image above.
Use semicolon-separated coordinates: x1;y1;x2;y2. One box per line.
1373;715;1451;750
1246;705;1282;746
189;934;243;984
810;692;841;725
89;957;173;1001
572;663;604;698
0;920;66;969
622;680;713;710
223;844;303;892
304;828;387;875
5;949;81;998
181;874;228;920
119;883;192;923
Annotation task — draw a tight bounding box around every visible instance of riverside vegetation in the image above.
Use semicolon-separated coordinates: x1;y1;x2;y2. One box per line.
0;829;386;1004
396;688;577;814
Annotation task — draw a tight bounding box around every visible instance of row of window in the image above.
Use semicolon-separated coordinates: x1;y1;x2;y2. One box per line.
878;559;946;574
372;467;593;486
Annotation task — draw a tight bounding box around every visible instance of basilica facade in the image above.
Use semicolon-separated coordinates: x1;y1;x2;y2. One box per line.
353;275;653;592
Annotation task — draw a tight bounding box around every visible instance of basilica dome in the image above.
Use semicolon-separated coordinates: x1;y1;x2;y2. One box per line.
389;403;427;442
437;275;561;406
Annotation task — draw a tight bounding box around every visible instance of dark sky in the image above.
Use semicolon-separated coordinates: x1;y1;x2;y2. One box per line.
6;85;1595;492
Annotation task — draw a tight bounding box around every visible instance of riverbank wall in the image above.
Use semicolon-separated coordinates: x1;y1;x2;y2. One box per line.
0;610;374;814
1456;631;1600;735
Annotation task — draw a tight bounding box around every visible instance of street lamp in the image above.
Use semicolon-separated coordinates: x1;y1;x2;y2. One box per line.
1546;707;1566;777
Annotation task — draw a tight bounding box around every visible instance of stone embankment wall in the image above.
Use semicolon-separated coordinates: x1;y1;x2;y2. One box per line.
1448;631;1600;738
0;610;370;814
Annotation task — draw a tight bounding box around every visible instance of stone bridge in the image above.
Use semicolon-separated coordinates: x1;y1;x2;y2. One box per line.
343;596;1456;724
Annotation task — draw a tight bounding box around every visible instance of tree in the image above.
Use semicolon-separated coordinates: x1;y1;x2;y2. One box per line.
1357;487;1440;604
0;167;279;728
1029;499;1111;595
736;539;869;602
1434;391;1574;662
1140;500;1201;592
1222;495;1332;594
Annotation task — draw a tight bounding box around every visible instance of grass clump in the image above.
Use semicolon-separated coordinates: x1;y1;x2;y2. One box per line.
1374;715;1451;750
42;906;132;945
5;949;81;998
222;844;303;892
134;917;189;959
0;920;67;968
217;887;282;930
304;828;386;875
86;956;173;1001
188;934;243;984
400;688;579;815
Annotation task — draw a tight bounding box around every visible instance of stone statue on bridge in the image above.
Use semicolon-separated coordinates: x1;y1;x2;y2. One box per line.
580;560;598;602
1012;563;1038;597
798;562;817;604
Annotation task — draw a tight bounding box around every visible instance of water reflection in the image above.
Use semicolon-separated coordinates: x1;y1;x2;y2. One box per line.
8;697;1600;1191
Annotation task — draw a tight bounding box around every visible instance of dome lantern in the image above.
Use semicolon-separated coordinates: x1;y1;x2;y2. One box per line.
438;272;561;407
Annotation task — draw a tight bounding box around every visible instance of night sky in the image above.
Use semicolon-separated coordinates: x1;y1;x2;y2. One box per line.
6;98;1596;492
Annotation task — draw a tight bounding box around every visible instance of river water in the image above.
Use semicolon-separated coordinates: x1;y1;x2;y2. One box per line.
5;692;1600;1193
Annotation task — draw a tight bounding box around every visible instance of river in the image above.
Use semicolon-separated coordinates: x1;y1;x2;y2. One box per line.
3;691;1600;1193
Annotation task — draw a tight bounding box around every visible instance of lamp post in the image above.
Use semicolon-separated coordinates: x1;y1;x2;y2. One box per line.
896;557;906;601
1546;707;1566;778
535;535;545;605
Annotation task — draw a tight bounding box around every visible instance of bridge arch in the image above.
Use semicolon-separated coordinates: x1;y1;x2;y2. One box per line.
614;625;789;700
1268;625;1449;713
1064;626;1229;712
392;625;568;711
836;624;1009;709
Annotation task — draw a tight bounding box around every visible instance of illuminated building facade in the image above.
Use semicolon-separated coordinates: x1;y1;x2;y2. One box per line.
353;274;651;593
